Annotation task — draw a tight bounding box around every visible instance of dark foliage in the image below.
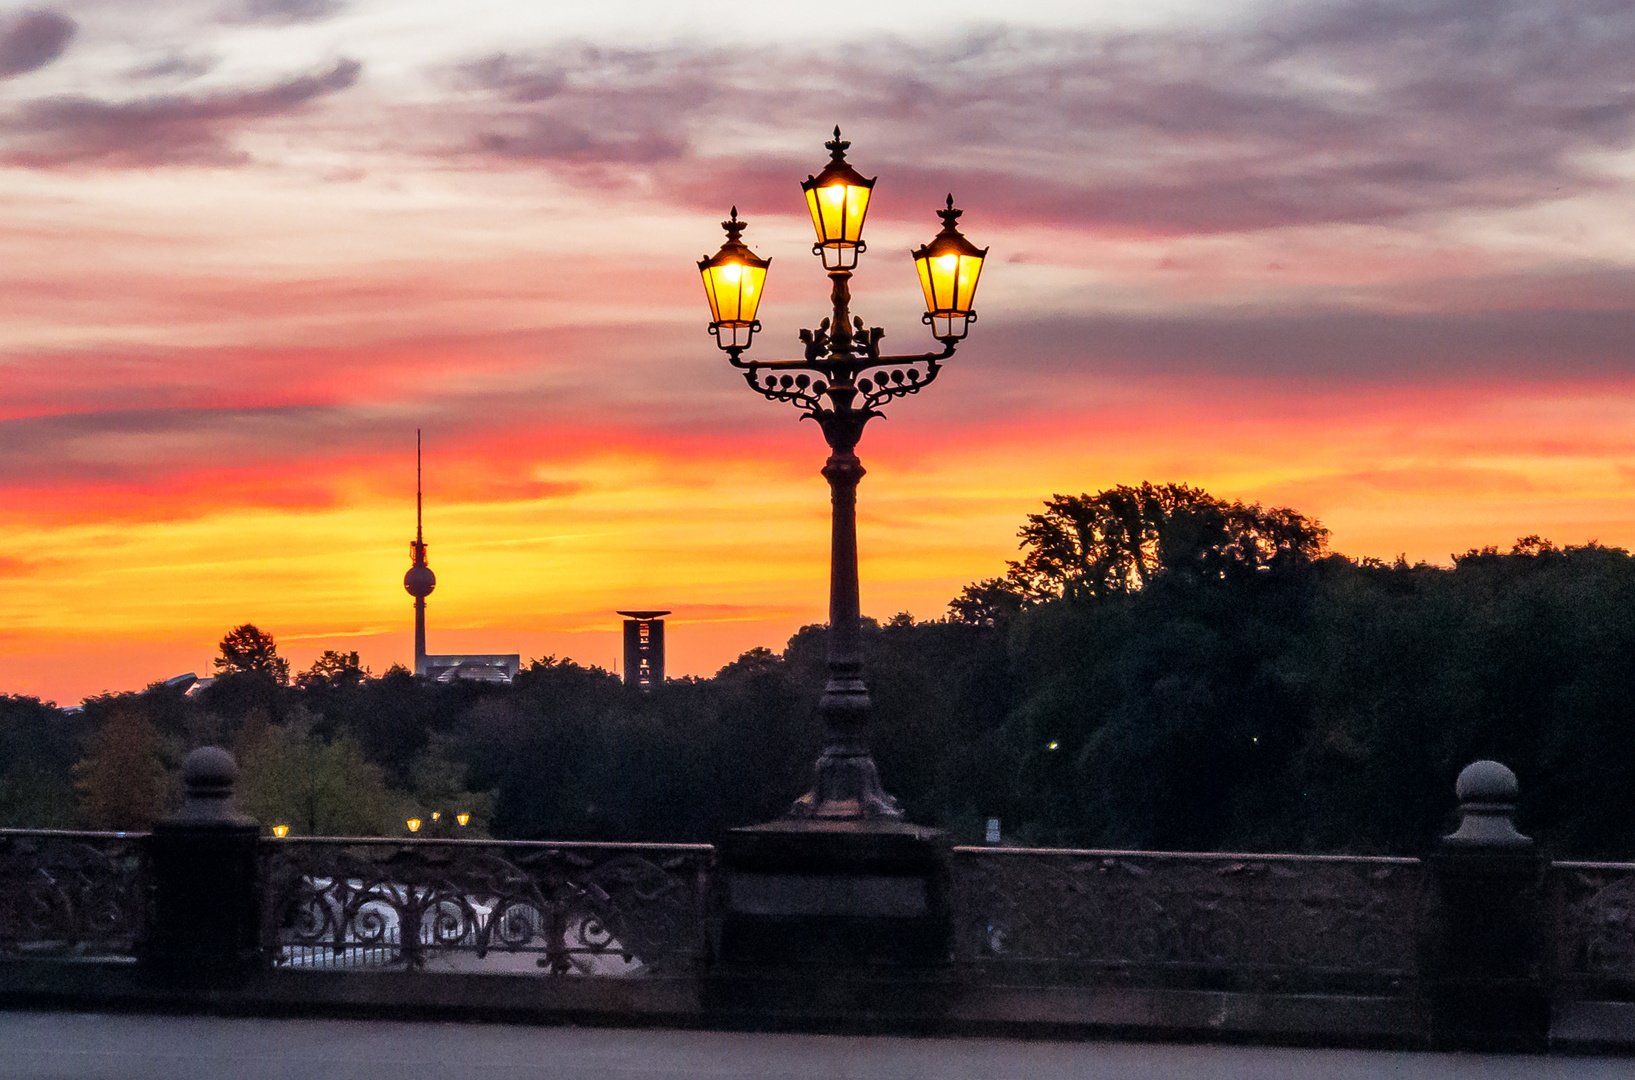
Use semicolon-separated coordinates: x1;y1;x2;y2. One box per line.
7;486;1633;858
213;623;290;685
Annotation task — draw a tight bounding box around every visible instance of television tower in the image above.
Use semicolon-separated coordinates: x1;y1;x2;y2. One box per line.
403;429;436;675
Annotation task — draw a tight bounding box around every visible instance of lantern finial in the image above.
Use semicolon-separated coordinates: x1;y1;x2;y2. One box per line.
826;126;849;161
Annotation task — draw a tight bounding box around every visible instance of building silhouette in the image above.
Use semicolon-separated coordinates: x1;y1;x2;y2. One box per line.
617;610;669;690
403;432;520;684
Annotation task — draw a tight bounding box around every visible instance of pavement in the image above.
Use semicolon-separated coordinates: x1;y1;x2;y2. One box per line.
2;1011;1633;1080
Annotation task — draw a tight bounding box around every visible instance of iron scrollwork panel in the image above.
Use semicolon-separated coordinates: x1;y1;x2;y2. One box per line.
0;829;149;959
953;848;1422;985
261;839;712;975
1550;862;1635;995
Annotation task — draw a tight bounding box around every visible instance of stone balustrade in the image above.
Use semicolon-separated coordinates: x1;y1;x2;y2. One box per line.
2;750;1632;1052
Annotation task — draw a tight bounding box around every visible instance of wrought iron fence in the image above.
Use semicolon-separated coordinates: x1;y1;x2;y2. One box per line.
259;838;714;975
952;846;1423;990
1549;860;1635;999
0;829;149;960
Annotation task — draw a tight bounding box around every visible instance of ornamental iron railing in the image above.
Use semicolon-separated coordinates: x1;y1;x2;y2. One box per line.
0;829;148;960
3;822;1632;1015
1549;861;1635;1000
259;838;714;975
952;846;1423;992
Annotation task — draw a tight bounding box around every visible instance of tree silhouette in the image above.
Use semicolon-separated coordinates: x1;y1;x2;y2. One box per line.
213;623;290;685
1006;482;1328;602
295;649;369;690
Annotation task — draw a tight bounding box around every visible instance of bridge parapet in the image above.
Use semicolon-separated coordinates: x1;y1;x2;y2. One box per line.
952;846;1422;996
2;754;1634;1051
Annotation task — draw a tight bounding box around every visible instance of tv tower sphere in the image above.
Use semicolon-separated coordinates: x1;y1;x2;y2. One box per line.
404;560;435;598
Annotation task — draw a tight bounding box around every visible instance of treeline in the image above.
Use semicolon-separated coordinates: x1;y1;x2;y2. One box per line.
4;482;1634;859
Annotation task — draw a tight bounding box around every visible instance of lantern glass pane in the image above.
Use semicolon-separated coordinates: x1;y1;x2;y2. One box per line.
700;265;724;324
915;254;937;314
842;184;870;243
701;260;765;326
736;262;766;323
955;252;984;313
806;182;871;247
804;186;825;242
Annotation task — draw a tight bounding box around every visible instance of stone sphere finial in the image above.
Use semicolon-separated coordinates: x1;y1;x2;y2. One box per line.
183;746;237;797
169;746;254;826
1455;759;1518;804
1444;759;1531;849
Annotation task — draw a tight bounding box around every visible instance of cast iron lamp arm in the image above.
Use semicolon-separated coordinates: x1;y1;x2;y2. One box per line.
725;329;958;418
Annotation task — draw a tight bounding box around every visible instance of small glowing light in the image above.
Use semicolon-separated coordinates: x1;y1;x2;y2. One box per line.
457;813;471;827
1252;736;1259;743
1048;741;1059;751
271;824;290;838
406;818;422;833
822;185;845;204
938;254;958;270
722;263;741;283
431;811;441;821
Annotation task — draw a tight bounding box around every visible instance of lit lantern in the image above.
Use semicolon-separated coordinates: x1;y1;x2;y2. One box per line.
802;127;875;270
699;208;770;351
431;811;441;821
911;195;987;341
406;818;422;833
271;824;290;838
456;813;470;827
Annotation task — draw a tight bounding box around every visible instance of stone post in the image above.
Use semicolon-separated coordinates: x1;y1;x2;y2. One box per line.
1424;759;1548;1050
144;747;262;980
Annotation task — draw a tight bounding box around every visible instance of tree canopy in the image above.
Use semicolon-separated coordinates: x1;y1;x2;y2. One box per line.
213;623;290;685
8;484;1632;860
993;482;1327;603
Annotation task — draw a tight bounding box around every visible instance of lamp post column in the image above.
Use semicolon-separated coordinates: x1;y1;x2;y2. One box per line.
790;422;901;819
788;261;900;819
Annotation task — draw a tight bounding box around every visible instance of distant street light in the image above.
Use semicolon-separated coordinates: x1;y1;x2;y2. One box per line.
406;817;422;833
271;824;290;838
698;128;987;819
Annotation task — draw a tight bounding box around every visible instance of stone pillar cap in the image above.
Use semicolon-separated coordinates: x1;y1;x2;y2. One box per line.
165;746;256;827
1444;759;1531;849
1456;759;1518;803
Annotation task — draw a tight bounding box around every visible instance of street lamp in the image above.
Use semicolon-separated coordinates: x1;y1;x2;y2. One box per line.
699;128;986;820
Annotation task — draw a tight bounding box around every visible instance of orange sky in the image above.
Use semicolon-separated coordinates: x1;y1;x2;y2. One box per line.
2;1;1635;703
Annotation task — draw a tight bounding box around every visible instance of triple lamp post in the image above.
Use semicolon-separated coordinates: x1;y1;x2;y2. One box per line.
698;128;987;822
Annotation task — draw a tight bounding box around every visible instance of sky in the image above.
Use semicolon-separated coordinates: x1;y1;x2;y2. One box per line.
3;0;1635;704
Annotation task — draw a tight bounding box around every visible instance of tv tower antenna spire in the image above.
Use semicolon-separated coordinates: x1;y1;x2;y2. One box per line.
404;428;436;675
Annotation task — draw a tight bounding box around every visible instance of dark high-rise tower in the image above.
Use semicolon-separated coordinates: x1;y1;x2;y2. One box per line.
617;610;670;690
403;430;436;676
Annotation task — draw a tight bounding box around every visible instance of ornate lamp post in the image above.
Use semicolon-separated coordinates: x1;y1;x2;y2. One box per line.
700;129;986;821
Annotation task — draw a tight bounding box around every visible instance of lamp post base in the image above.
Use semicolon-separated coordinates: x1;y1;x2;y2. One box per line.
717;818;951;968
789;746;903;820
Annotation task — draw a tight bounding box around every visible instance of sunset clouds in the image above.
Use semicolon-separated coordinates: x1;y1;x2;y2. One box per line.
2;0;1634;702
